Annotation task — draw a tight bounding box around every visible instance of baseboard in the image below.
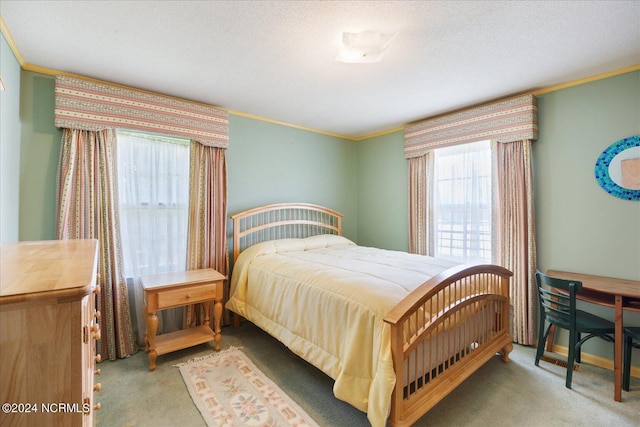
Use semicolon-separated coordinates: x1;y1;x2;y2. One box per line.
548;343;640;379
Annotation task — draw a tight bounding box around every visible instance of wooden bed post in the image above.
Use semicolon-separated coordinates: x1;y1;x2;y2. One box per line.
500;273;513;362
388;321;403;425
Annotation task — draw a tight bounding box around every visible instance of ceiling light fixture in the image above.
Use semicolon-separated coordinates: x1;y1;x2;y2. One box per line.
335;31;397;64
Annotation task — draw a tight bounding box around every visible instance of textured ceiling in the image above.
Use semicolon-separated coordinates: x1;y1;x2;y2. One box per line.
1;1;639;139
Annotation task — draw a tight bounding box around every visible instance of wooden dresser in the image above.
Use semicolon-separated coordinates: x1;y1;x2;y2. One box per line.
0;240;101;427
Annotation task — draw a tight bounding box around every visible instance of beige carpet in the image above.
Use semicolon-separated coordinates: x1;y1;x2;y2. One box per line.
96;322;640;427
176;347;319;426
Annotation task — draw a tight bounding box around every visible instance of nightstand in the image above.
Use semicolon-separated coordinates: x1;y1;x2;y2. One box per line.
140;268;225;371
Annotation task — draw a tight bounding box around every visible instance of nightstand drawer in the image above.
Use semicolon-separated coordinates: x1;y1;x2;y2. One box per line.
157;283;216;309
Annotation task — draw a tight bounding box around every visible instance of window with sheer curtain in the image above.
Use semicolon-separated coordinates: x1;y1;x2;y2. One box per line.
433;140;492;264
116;130;190;342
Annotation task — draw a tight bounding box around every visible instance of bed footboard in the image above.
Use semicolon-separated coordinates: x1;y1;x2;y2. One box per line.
383;264;513;427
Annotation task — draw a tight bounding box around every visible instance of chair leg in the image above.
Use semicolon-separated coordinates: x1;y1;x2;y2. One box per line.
623;334;632;391
535;322;551;366
566;330;576;388
576;332;582;363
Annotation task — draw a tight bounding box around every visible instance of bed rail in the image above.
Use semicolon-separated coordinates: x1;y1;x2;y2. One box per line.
384;264;513;427
231;203;343;262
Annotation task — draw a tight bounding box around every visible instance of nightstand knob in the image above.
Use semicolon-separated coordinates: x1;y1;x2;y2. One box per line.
94;285;101;295
93;383;102;392
95;354;102;363
94;310;101;319
93;402;101;411
185;294;191;299
95;368;101;375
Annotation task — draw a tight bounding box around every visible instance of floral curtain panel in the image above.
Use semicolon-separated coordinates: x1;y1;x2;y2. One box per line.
185;143;229;327
494;140;537;345
55;128;137;359
408;152;432;256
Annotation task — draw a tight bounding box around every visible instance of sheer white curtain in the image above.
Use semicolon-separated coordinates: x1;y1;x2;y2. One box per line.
116;130;190;346
433;140;492;264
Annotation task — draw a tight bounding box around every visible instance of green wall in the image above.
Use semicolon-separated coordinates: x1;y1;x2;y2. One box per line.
534;71;640;363
355;130;408;251
17;72;60;241
534;71;640;281
0;32;22;242
9;66;640;367
227;115;358;241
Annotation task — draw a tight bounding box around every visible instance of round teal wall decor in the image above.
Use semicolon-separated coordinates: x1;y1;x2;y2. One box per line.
594;135;640;201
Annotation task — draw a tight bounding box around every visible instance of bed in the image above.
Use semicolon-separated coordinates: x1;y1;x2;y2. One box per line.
225;203;513;427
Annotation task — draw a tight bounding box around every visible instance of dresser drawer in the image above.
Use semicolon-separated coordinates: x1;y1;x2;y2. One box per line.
157;283;217;309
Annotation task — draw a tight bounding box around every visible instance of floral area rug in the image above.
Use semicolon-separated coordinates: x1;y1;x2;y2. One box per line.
175;347;320;427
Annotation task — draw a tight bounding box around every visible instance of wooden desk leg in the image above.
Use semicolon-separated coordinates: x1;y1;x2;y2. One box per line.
213;299;223;351
545;325;556;352
147;311;158;371
614;295;623;402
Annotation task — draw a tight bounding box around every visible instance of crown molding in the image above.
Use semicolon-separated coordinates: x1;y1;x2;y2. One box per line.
531;64;640;95
225;110;354;140
1;16;25;66
2;18;638;142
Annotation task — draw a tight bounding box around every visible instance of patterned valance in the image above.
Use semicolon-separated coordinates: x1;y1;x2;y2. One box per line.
404;94;537;158
55;75;228;148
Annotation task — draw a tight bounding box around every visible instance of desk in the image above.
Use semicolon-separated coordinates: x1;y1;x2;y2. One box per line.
141;268;225;371
547;270;640;402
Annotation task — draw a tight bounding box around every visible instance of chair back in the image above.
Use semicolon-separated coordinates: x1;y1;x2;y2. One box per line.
536;271;582;328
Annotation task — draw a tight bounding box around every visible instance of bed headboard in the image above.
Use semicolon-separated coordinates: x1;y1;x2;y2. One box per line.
230;203;343;262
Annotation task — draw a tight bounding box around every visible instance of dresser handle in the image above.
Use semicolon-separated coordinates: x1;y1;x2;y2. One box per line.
91;325;101;340
93;403;101;411
94;285;101;295
95;368;101;375
94;310;101;319
93;383;102;392
95;354;102;363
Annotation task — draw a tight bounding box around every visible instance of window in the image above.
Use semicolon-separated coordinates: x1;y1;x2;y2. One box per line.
433;140;492;264
116;130;190;339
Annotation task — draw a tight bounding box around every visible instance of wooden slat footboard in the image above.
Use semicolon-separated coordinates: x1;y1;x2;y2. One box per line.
384;264;513;427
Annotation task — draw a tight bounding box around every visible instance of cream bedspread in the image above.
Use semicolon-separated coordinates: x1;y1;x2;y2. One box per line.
225;235;458;427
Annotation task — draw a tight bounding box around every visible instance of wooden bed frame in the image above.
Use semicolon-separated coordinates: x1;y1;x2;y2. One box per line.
231;203;513;427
